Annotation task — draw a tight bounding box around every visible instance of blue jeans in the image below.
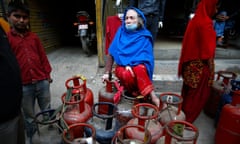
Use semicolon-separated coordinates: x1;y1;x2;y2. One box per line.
22;79;51;138
214;11;227;37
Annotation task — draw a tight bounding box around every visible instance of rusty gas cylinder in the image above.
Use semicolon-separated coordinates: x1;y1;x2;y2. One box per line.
126;103;163;144
61;88;92;137
215;104;240;144
116;90;141;128
62;123;96;144
161;120;199;144
98;79;119;114
216;71;237;86
65;74;94;107
204;71;237;118
111;124;152;144
158;92;186;125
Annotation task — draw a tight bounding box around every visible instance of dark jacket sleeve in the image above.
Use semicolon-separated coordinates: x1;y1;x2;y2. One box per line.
128;0;137;7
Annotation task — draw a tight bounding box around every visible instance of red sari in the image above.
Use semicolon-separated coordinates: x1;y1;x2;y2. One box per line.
178;0;218;123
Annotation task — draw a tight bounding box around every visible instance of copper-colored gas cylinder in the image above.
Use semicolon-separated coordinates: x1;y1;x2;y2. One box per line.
61;89;92;136
215;104;240;144
98;80;122;114
158;92;185;125
204;71;237;118
161;120;199;144
111;125;152;144
65;74;94;107
62;123;96;144
126;103;163;144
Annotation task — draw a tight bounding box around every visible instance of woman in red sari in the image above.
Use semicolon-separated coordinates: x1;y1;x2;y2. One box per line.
102;7;159;107
178;0;219;123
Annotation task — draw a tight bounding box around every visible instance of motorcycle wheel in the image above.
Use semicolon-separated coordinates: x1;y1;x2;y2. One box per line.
80;36;90;56
226;28;238;40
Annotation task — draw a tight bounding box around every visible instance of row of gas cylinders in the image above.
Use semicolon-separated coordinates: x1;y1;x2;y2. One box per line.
53;74;199;144
203;70;240;144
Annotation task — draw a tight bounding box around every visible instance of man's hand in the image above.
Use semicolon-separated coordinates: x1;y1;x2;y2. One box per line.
189;13;195;19
216;14;229;21
48;78;53;83
158;21;163;29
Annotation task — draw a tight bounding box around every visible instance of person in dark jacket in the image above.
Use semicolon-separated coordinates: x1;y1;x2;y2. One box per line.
128;0;166;42
0;17;25;144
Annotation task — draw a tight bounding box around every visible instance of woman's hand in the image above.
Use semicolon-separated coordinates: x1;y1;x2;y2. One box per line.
125;66;135;77
102;73;110;82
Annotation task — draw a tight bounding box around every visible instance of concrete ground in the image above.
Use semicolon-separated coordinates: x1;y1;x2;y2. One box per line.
29;36;240;144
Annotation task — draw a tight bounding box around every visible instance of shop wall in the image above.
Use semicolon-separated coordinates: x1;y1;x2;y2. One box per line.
28;0;61;52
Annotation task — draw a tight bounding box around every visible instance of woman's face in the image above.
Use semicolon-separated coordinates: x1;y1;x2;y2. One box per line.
125;9;138;25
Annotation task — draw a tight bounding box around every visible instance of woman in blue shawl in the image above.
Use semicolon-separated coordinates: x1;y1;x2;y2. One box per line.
102;7;159;107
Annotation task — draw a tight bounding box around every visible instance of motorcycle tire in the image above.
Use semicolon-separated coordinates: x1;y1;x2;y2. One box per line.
80;36;90;56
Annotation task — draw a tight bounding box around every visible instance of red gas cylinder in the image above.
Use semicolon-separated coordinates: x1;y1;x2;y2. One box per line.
158;92;186;125
215;104;240;144
232;90;240;106
126;103;163;144
62;123;96;144
160;120;199;144
111;125;152;144
61;88;92;136
231;80;240;106
65;74;94;107
98;80;123;114
204;71;237;118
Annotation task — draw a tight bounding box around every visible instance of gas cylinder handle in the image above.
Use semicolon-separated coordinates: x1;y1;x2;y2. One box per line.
112;124;152;144
65;74;87;93
92;102;118;119
159;92;183;115
216;71;237;85
131;103;159;127
34;109;60;125
113;80;124;104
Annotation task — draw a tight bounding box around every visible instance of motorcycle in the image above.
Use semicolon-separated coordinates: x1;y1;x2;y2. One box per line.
73;11;97;56
225;16;240;40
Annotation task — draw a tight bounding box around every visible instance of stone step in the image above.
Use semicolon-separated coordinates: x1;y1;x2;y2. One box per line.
154;47;240;60
152;59;240;92
154;36;240;60
153;74;182;92
154;59;240;76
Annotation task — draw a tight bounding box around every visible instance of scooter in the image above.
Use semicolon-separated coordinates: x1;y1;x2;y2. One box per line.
74;11;96;56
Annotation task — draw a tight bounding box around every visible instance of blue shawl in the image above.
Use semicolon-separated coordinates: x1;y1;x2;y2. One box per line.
109;7;154;80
